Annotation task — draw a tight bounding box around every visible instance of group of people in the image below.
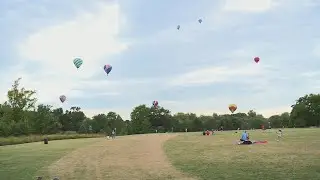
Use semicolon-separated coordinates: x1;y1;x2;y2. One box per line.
106;129;116;139
238;129;282;145
202;129;214;136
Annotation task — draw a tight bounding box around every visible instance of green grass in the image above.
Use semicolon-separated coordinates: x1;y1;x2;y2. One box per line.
164;128;320;180
0;133;104;146
0;138;102;180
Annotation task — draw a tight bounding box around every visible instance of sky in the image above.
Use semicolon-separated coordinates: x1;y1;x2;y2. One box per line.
1;0;320;120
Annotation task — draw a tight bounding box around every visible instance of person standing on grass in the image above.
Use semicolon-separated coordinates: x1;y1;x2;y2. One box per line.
111;129;116;139
277;129;282;141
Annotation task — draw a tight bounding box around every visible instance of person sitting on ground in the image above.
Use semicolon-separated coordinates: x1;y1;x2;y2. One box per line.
206;130;210;135
240;131;247;141
239;131;253;144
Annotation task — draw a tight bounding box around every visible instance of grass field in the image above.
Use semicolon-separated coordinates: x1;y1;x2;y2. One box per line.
0;129;319;180
0;134;193;180
164;128;320;180
0;138;102;180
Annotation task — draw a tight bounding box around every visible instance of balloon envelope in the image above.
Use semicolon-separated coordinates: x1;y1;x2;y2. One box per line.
152;101;158;107
198;19;202;23
177;25;180;30
59;95;66;103
228;104;237;113
254;57;260;63
104;64;112;75
73;58;83;69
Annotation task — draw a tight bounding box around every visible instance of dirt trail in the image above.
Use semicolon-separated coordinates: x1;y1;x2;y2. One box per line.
47;134;196;180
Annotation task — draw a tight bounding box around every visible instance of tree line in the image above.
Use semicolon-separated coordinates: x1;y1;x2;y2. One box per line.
0;78;319;137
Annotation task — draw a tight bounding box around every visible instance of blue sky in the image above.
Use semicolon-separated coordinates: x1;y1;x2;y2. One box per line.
1;0;320;119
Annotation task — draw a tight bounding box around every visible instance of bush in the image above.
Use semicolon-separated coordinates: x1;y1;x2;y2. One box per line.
0;133;104;146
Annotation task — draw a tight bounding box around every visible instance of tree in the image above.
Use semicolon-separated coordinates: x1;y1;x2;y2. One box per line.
33;104;61;134
4;78;38;135
92;114;108;133
291;94;320;127
1;77;319;137
6;78;37;111
131;105;151;134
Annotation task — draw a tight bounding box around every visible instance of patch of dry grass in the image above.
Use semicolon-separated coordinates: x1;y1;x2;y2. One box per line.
164;129;320;180
45;134;195;180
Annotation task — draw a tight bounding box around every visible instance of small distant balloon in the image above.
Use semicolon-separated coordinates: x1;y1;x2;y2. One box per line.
152;100;158;108
254;57;260;63
177;25;180;30
73;58;83;69
103;64;112;75
228;104;237;113
59;95;66;103
198;19;202;23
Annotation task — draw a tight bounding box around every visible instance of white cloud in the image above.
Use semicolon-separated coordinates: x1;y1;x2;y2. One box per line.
169;63;273;86
18;3;128;78
257;106;291;117
300;71;320;78
223;0;277;12
11;2;129;104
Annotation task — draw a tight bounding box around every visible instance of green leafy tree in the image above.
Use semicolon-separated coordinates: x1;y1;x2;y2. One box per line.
291;94;320;127
131;105;151;134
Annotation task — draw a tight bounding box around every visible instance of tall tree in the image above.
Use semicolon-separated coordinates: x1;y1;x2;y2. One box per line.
131;105;151;134
291;94;320;127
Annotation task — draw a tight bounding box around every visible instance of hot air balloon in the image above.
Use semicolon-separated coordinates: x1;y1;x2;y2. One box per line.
198;19;202;23
254;57;260;63
59;95;66;103
73;58;83;69
104;64;112;75
228;104;237;113
177;25;180;30
152;100;158;108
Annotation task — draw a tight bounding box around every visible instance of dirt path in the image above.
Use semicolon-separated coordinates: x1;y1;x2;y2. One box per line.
47;134;196;180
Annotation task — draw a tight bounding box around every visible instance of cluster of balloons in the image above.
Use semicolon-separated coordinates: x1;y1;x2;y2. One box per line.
228;56;260;113
59;58;113;103
177;18;202;30
72;58;113;74
59;18;262;113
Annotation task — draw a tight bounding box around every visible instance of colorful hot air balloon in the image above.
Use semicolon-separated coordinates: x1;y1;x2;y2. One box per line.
73;58;83;69
198;19;202;23
103;64;112;75
228;104;237;113
254;57;260;63
152;100;158;108
59;95;66;103
177;25;180;30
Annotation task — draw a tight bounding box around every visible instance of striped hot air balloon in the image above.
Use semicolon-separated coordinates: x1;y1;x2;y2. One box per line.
73;58;83;69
